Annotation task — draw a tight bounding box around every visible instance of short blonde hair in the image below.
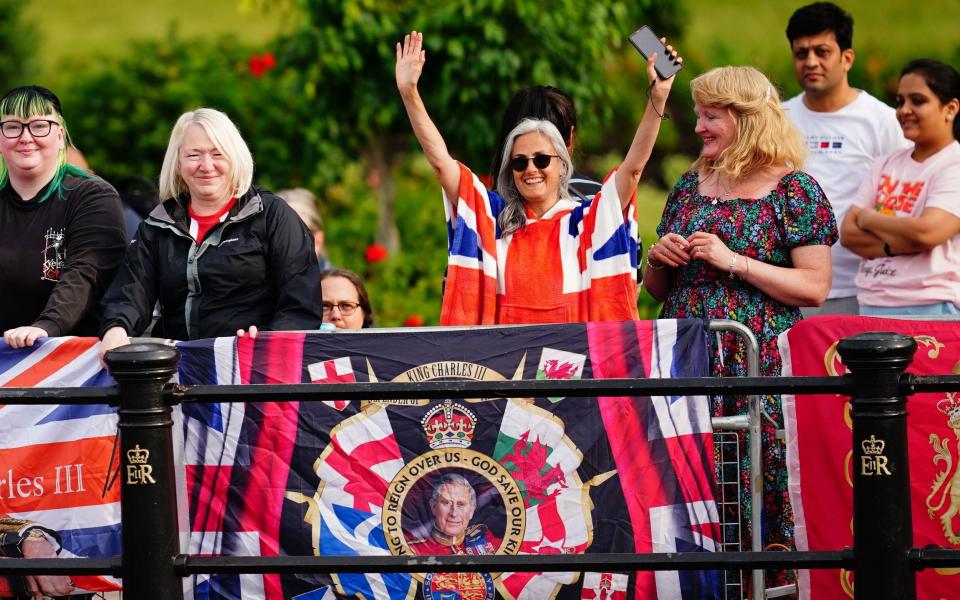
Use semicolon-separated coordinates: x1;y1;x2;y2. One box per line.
158;108;254;201
277;187;323;232
691;66;806;180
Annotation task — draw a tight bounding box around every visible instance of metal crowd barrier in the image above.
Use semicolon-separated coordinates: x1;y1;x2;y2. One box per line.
707;320;763;600
3;330;960;600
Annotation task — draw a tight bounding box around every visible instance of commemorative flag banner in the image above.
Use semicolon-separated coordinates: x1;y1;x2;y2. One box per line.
178;320;721;600
2;320;721;600
779;315;960;599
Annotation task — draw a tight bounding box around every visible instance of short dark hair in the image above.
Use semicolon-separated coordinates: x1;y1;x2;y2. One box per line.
900;59;960;140
320;268;375;328
786;2;854;51
0;85;83;203
490;86;577;184
0;85;64;117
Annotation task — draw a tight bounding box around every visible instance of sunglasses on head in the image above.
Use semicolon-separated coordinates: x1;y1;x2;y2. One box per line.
509;154;560;172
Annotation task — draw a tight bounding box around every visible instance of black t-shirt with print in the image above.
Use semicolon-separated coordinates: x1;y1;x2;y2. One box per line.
0;174;126;337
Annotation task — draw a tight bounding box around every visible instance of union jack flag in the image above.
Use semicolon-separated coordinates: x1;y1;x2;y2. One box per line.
0;337;120;596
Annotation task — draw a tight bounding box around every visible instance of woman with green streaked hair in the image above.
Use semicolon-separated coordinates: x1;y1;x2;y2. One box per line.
0;85;127;348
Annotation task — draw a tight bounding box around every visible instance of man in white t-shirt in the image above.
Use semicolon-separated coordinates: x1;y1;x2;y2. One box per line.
783;2;909;315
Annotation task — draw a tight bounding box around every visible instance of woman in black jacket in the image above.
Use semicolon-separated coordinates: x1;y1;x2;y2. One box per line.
99;108;322;351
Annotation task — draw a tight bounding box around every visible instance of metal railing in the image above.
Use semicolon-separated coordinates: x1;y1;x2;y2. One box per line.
2;330;960;600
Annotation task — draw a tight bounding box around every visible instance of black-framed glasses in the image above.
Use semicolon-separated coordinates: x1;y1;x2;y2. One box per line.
509;154;560;172
0;119;60;139
322;302;361;316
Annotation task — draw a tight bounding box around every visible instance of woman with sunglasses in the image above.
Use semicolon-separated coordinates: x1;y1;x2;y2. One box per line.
0;86;126;349
321;269;375;329
395;31;679;325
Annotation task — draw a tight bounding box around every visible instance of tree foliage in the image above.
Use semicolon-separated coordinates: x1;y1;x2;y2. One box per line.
277;0;681;249
0;0;36;91
283;0;681;166
62;31;342;192
59;2;686;325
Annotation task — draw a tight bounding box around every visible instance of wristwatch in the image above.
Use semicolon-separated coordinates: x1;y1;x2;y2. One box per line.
19;526;61;557
0;518;62;558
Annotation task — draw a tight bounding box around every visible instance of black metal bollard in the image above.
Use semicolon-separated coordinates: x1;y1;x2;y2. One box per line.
106;343;183;600
837;332;917;600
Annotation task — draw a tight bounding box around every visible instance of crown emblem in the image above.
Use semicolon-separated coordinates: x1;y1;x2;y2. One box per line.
937;393;960;429
127;444;150;465
861;435;885;456
422;400;476;449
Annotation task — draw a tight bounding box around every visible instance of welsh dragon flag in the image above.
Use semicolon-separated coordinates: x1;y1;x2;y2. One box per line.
178;320;721;600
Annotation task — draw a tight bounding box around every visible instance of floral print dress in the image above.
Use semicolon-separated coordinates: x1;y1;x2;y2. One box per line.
656;170;837;565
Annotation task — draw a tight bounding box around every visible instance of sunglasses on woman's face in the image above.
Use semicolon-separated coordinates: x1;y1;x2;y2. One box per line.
509;154;560;172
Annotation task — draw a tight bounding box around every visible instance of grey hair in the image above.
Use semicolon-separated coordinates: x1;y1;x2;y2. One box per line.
494;119;573;236
277;187;323;231
430;473;476;506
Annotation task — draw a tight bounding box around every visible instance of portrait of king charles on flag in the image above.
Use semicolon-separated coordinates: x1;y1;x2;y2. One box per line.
403;472;503;556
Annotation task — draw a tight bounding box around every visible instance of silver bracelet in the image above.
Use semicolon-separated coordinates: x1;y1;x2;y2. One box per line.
646;255;666;271
729;254;739;279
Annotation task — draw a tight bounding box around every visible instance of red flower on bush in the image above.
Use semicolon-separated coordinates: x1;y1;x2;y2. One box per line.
364;243;389;264
248;53;277;78
403;315;425;327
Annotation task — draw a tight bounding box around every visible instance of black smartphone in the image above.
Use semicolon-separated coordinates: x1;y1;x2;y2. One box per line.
628;26;682;80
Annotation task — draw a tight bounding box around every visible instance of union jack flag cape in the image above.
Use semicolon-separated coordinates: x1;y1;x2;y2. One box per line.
441;163;639;325
1;320;721;599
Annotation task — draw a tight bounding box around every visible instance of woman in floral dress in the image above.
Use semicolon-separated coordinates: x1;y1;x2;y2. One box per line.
643;66;838;586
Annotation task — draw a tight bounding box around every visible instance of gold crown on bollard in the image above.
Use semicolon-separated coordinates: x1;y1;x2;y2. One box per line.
861;435;885;456
127;444;150;465
421;399;477;449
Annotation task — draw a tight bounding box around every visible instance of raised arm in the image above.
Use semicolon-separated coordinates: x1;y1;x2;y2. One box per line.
395;31;460;202
615;42;680;208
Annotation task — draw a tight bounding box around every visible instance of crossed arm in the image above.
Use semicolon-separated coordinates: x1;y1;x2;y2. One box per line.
841;205;960;257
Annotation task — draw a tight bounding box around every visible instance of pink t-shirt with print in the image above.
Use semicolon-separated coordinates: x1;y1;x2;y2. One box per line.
854;141;960;308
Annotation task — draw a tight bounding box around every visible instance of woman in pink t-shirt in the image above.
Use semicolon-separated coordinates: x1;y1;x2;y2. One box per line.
841;59;960;315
